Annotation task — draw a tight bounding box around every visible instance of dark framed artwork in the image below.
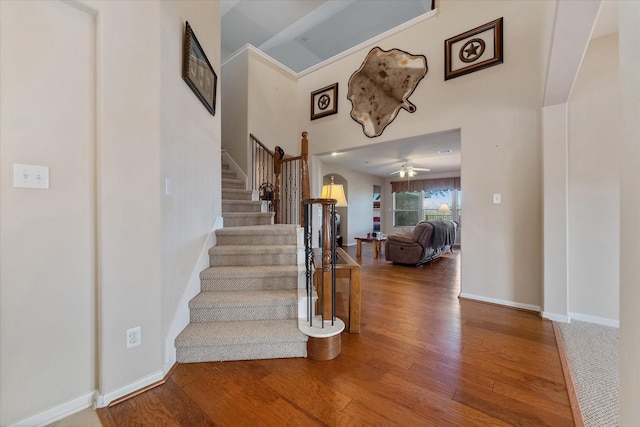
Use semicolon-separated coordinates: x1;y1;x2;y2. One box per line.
444;17;503;81
310;83;338;120
182;21;217;115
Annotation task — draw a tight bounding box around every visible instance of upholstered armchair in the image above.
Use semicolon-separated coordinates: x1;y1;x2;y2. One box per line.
385;223;433;265
385;221;456;266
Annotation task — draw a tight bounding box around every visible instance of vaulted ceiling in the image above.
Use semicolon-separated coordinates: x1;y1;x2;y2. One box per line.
221;0;433;73
221;1;618;178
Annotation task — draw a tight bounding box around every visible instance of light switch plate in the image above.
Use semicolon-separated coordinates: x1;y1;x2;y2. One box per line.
14;164;49;189
493;193;502;204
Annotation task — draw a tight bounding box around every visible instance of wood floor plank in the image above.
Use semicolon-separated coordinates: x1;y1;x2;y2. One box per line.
453;388;573;427
97;246;574;425
151;379;216;426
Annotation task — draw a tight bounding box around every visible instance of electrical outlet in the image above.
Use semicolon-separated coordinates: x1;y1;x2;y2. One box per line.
126;326;141;349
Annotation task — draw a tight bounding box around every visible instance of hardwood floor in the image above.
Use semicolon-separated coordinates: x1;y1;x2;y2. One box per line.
97;246;574;426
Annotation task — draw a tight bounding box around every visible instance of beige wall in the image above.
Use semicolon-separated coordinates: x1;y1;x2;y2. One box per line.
221;50;249;174
248;50;300;160
299;0;554;309
619;0;640;423
0;0;221;423
222;48;299;177
158;0;221;378
92;0;164;397
0;1;96;423
542;103;569;321
567;33;620;324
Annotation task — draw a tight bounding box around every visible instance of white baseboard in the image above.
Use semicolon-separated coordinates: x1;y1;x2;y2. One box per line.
9;391;95;427
569;312;620;328
458;292;541;312
95;370;164;408
542;311;570;323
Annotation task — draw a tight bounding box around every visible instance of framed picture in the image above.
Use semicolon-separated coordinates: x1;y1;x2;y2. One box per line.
310;83;338;120
182;21;217;115
444;17;503;81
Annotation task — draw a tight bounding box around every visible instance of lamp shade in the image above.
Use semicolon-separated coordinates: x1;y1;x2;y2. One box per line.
321;177;348;207
437;203;451;213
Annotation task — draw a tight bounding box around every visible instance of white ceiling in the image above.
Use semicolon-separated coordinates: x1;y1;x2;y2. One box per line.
316;130;461;178
221;0;433;73
222;0;619;179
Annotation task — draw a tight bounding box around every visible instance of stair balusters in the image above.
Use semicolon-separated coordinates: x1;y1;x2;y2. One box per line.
250;132;310;226
301;198;344;361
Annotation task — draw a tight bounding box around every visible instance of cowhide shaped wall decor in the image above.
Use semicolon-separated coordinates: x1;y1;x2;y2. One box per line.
347;47;427;138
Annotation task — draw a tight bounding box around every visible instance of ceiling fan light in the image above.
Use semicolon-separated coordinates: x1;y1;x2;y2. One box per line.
408;170;416;177
399;170;405;178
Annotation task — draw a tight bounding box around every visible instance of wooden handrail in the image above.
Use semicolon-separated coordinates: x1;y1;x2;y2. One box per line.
249;133;273;155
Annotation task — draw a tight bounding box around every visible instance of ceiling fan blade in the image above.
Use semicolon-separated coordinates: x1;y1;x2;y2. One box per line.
389;170;402;175
413;167;431;171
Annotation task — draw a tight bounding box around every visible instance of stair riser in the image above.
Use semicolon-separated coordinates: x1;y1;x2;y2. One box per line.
190;305;297;323
200;276;300;292
222;170;236;178
176;342;307;363
222;202;262;213
209;253;299;267
223;216;273;227
216;234;299;246
222;181;245;190
222;189;253;200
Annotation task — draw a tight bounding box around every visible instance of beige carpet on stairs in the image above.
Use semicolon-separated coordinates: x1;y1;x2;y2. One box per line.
174;158;308;363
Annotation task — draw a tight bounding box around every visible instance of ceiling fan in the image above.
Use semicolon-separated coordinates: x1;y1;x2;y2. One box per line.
390;162;430;178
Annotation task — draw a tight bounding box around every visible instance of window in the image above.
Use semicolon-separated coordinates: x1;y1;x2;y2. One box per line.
393;189;462;226
393;192;420;226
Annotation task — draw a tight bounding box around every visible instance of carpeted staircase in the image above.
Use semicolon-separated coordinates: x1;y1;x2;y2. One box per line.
175;158;308;362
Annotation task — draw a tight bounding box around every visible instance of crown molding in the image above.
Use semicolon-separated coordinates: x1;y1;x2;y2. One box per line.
221;8;439;79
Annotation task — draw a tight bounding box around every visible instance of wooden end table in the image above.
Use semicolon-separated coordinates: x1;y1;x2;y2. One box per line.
355;236;387;259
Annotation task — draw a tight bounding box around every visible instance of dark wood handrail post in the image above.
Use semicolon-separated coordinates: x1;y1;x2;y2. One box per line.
300;132;310;227
273;147;283;224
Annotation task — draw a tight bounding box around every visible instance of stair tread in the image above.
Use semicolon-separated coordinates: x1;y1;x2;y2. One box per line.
176;319;306;347
209;245;298;254
190;290;298;308
200;265;304;278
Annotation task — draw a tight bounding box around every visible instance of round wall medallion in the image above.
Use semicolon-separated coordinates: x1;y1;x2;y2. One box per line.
459;38;485;63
